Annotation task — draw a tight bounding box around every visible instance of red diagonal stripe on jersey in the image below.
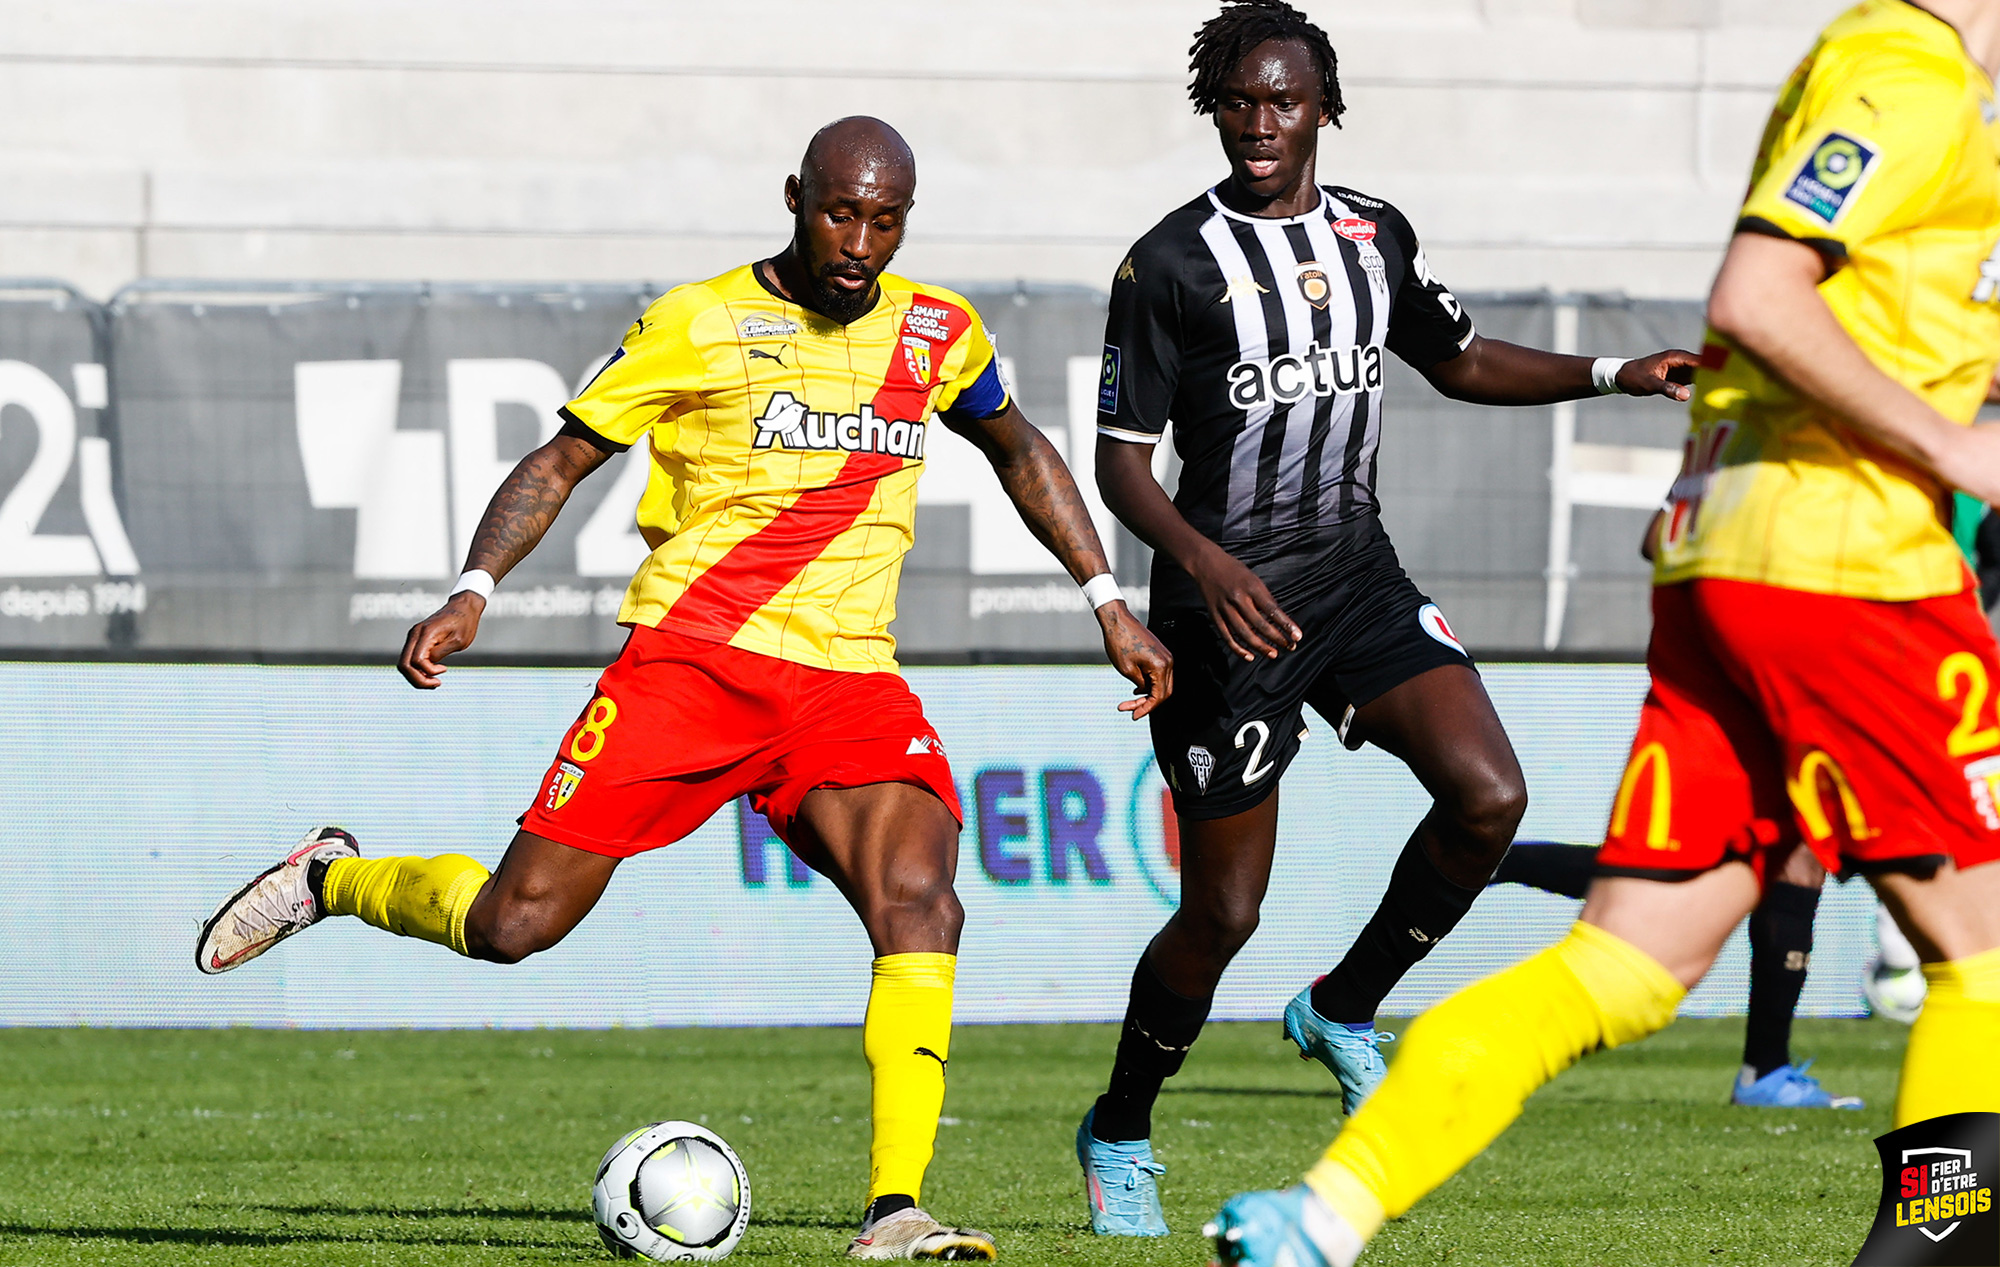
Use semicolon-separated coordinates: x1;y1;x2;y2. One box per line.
663;295;970;641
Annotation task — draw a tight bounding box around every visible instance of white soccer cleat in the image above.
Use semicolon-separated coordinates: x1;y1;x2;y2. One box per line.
195;827;359;975
845;1207;996;1261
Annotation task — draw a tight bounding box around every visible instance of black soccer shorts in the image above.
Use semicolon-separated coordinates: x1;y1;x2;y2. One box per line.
1146;553;1475;820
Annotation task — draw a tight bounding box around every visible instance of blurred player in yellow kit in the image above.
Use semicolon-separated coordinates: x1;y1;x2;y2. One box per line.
1209;4;2000;1262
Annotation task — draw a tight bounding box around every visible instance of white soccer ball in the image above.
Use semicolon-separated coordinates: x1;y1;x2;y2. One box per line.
592;1121;752;1261
1862;957;1927;1025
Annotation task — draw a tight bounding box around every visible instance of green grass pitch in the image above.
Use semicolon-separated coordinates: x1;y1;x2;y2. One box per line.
0;1018;1905;1266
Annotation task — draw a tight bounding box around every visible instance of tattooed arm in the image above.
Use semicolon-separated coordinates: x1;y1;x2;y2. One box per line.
398;433;613;688
943;402;1173;716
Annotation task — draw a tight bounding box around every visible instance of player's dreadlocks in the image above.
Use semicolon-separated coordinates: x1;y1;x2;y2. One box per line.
1186;0;1345;126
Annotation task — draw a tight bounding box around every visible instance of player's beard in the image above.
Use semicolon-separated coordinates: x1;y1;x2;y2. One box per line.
795;224;882;325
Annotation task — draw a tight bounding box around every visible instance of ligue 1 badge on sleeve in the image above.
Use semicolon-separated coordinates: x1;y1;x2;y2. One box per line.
1852;1113;1998;1267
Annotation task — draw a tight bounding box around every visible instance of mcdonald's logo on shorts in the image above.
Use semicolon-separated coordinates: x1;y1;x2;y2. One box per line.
1787;749;1877;843
1611;742;1678;851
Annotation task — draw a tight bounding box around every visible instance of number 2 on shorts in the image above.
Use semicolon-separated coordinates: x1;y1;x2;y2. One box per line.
1937;652;2000;757
1236;719;1274;785
569;695;619;762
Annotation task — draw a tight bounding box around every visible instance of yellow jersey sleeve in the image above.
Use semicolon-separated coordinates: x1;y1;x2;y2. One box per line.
561;285;713;448
928;294;1010;422
1739;47;1969;261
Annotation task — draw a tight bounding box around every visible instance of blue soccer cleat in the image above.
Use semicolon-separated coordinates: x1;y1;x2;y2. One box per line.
1730;1061;1864;1110
1076;1107;1169;1236
1284;988;1392;1115
1206;1185;1363;1267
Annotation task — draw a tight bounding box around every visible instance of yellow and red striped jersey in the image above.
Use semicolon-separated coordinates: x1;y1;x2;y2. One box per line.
1656;0;2000;600
562;264;1008;672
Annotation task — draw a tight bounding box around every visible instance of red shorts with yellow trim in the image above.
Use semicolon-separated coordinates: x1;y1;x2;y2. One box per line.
1599;578;2000;885
520;625;961;859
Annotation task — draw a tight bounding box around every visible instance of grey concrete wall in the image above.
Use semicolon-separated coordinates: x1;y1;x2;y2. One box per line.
0;0;1846;298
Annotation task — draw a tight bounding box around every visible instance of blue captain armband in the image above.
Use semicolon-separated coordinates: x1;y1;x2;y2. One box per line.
936;358;1009;424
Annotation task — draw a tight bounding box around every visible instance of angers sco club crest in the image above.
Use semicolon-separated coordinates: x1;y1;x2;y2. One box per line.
1295;262;1332;310
1853;1113;1998;1266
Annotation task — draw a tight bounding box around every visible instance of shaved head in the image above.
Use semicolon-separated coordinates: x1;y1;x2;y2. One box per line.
774;117;917;324
799;116;916;203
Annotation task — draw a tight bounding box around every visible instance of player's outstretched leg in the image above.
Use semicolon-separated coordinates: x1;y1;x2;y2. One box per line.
197;828;616;972
1291;666;1524;1112
1487;840;1596;899
1216;870;1750;1267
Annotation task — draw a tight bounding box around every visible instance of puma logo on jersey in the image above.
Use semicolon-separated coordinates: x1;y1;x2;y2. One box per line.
748;347;787;365
751;391;928;459
1227;342;1385;408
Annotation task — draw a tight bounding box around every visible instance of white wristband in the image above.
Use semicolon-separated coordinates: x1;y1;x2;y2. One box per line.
1081;573;1124;610
451;569;496;600
1591;357;1630;396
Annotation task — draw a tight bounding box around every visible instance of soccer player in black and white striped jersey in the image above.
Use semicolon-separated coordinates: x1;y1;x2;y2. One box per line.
1073;0;1697;1238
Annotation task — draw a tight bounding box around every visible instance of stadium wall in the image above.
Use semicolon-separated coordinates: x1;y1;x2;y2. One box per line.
0;660;1879;1027
0;281;1700;658
0;0;1849;299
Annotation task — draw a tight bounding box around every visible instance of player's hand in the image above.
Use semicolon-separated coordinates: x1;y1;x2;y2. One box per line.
398;592;485;689
1097;602;1173;719
1617;349;1701;401
1935;420;2000;506
1187;545;1300;661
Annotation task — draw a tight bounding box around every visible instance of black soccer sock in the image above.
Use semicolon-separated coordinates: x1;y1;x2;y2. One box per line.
1089;953;1213;1143
1488;841;1599;900
862;1194;916;1226
1743;880;1819;1079
1311;834;1482;1025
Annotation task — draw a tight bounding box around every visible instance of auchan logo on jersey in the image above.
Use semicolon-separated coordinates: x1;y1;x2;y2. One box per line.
1227;342;1384;409
751;391;928;460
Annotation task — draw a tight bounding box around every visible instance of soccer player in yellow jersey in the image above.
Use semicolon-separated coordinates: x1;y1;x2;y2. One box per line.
194;117;1171;1260
1207;4;2000;1263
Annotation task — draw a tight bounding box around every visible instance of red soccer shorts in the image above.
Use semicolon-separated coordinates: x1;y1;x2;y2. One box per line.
1599;578;2000;884
520;625;961;858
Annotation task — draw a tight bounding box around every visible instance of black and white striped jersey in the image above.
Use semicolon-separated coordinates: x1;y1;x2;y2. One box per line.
1097;184;1474;609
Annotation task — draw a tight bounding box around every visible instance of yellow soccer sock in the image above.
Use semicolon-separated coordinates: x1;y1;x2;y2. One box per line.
862;952;956;1206
320;854;490;957
1305;922;1685;1238
1894;945;2000;1126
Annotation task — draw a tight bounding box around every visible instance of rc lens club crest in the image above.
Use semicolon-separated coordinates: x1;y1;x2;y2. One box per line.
546;761;585;812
